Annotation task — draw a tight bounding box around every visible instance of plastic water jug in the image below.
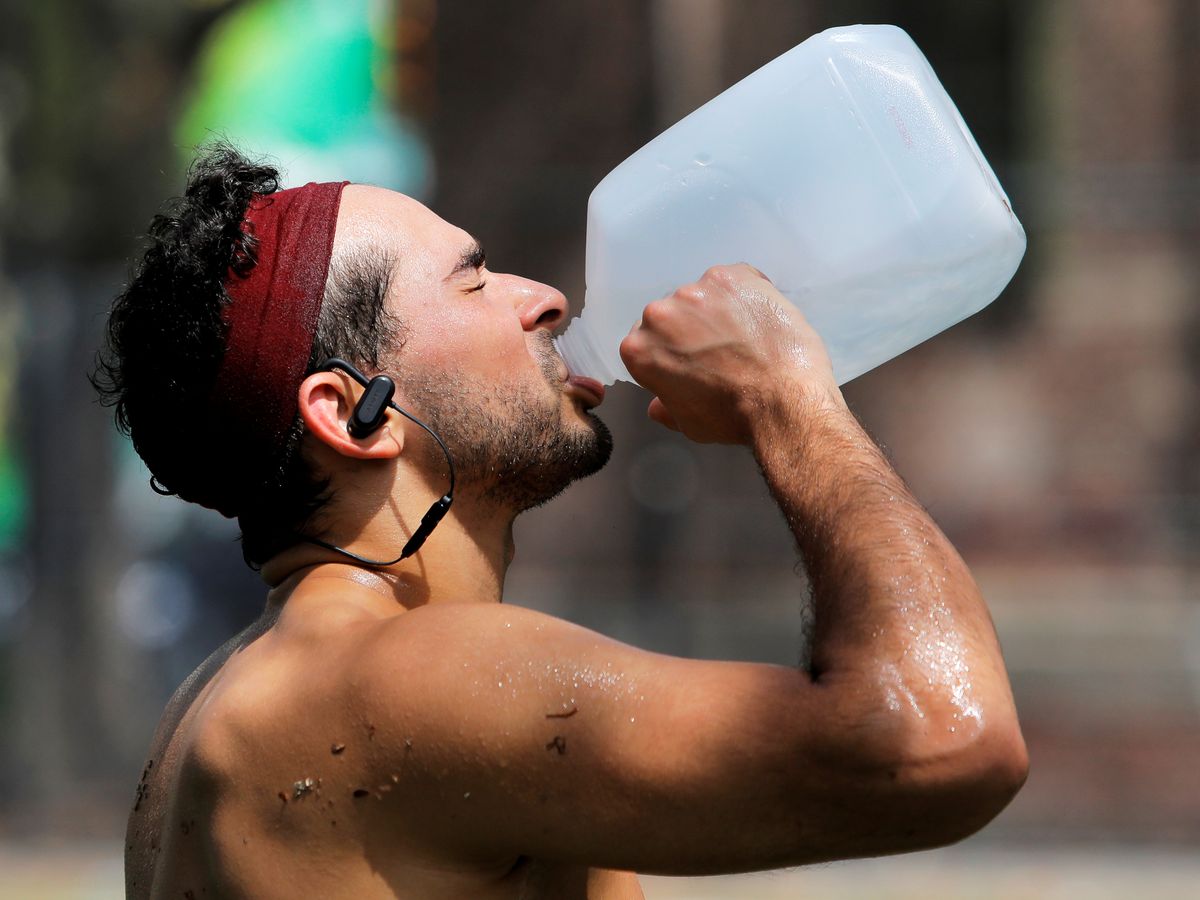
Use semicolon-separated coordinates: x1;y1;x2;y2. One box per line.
554;24;1026;386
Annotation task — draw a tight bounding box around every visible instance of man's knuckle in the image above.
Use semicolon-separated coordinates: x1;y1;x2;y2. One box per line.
707;265;738;286
641;299;671;326
619;331;645;361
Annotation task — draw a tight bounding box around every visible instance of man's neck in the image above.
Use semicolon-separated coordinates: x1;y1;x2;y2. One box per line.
260;493;517;612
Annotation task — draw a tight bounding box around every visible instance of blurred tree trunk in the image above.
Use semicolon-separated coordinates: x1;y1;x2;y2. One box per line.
1171;0;1200;570
0;0;225;833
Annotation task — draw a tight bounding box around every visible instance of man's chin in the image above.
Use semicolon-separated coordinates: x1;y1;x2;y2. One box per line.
508;413;613;512
572;411;614;479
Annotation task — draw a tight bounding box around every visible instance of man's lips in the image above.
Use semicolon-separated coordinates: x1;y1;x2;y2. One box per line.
566;374;605;407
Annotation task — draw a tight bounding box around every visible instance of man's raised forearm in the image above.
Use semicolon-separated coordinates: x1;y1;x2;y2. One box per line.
619;260;1025;846
751;391;1019;745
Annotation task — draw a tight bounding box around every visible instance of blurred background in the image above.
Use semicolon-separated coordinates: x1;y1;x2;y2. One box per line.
0;0;1198;896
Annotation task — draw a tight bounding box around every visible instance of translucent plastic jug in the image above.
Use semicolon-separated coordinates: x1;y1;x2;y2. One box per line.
555;24;1026;386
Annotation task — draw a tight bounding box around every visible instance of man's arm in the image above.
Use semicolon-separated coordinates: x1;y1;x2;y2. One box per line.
353;265;1026;874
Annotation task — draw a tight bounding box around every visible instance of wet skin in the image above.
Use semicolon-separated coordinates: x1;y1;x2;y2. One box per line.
125;189;1027;898
126;590;646;899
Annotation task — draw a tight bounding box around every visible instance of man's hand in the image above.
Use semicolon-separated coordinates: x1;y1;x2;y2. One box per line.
619;263;846;443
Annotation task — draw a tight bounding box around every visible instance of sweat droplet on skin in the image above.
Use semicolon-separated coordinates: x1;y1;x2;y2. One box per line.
879;662;925;719
890;587;984;727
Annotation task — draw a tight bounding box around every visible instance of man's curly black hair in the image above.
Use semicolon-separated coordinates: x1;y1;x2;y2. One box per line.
92;144;401;568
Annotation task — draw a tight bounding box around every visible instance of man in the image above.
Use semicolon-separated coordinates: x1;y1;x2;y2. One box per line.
97;146;1027;899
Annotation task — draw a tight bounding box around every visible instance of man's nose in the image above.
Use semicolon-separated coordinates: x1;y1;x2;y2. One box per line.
509;275;569;331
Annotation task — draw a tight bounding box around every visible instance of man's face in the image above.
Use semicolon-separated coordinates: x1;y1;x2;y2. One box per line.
334;186;611;510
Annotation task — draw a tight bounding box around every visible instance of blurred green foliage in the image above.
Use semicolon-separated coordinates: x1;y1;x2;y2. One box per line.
177;0;431;191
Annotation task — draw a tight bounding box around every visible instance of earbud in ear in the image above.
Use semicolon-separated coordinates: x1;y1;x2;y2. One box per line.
348;375;396;438
308;357;456;563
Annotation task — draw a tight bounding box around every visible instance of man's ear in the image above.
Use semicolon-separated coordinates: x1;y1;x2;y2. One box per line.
297;370;404;460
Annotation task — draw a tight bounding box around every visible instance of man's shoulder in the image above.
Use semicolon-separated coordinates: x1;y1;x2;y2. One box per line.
359;600;560;645
343;602;566;704
335;601;623;759
184;603;567;764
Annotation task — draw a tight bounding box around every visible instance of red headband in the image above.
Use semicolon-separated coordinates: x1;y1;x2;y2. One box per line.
202;180;349;518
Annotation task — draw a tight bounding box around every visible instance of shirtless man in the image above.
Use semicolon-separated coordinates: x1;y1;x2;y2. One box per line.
97;147;1027;899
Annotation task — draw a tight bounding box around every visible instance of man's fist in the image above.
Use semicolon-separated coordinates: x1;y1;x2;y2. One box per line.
619;264;845;444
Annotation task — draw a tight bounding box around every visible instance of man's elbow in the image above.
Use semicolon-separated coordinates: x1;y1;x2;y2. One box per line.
902;714;1030;849
963;718;1029;833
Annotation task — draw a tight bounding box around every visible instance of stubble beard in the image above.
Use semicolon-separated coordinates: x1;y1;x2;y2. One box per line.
400;337;613;513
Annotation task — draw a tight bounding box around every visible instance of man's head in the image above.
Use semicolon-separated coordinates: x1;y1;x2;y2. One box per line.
94;145;611;568
321;185;611;511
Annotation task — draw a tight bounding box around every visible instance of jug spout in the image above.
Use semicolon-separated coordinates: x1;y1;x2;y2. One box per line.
554;312;633;387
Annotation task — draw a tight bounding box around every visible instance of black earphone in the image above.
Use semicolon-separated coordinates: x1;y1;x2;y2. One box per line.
303;357;455;566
